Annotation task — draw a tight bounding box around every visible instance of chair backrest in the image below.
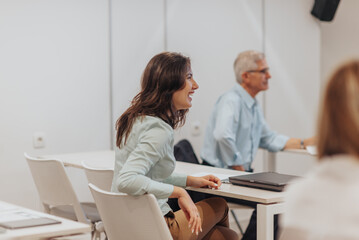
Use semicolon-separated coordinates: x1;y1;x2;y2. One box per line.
89;184;172;240
174;139;199;164
82;160;114;191
24;153;89;223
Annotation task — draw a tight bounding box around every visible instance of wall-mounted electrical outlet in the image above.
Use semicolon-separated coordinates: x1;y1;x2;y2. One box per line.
33;132;46;149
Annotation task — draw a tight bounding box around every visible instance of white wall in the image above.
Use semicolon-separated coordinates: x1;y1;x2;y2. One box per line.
111;0;165;134
321;0;359;84
264;0;320;175
0;0;111;208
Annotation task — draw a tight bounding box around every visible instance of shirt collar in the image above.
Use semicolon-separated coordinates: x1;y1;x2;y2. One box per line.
234;83;256;109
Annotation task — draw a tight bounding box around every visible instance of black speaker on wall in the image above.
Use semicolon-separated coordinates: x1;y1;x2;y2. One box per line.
311;0;341;21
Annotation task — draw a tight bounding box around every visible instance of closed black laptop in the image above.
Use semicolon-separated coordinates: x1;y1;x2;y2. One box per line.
229;172;299;192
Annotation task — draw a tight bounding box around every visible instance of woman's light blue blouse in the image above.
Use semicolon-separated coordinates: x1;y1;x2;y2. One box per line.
111;115;187;215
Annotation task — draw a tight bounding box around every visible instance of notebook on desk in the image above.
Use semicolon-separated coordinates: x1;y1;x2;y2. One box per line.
0;211;61;229
228;172;299;192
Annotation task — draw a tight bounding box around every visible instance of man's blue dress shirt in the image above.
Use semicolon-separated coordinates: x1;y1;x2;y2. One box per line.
201;84;289;171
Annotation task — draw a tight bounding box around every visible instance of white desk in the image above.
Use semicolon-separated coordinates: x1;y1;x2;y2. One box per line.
46;150;285;240
45;150;115;169
0;201;91;240
266;148;316;172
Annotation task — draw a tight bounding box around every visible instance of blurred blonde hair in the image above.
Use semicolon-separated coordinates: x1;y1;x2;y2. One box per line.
317;60;359;159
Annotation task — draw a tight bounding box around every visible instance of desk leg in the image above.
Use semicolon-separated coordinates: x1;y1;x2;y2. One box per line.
257;203;284;240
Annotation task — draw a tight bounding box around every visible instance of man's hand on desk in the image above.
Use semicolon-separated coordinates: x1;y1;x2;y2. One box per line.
186;175;222;189
304;137;317;147
231;165;245;171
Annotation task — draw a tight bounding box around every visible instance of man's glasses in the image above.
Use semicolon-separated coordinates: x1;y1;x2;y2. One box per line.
247;68;270;74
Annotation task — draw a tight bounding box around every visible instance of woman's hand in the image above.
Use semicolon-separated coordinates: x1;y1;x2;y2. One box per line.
186;175;222;189
170;187;202;235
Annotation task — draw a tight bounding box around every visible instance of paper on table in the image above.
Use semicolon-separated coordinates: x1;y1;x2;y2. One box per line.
0;210;61;229
0;211;42;222
306;145;317;155
191;172;238;182
0;202;17;212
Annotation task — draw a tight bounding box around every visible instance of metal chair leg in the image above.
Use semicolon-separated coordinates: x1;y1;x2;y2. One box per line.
230;209;244;235
92;221;105;240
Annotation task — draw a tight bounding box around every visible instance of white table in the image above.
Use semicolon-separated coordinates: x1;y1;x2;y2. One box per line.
266;148;316;172
0;201;91;240
44;150;115;169
46;150;285;240
175;161;286;240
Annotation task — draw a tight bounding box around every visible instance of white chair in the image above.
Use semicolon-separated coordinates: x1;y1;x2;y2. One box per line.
25;153;103;240
89;183;173;240
82;161;114;191
81;161;113;240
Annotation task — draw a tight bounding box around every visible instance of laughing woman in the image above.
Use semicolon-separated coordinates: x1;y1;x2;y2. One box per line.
111;52;238;240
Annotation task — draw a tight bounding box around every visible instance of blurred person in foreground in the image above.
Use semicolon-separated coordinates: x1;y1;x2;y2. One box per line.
280;60;359;240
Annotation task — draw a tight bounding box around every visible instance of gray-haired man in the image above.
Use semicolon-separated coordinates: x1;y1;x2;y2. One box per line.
200;50;314;239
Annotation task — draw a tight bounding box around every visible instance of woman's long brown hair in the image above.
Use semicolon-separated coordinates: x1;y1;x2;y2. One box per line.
116;52;190;148
317;60;359;159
